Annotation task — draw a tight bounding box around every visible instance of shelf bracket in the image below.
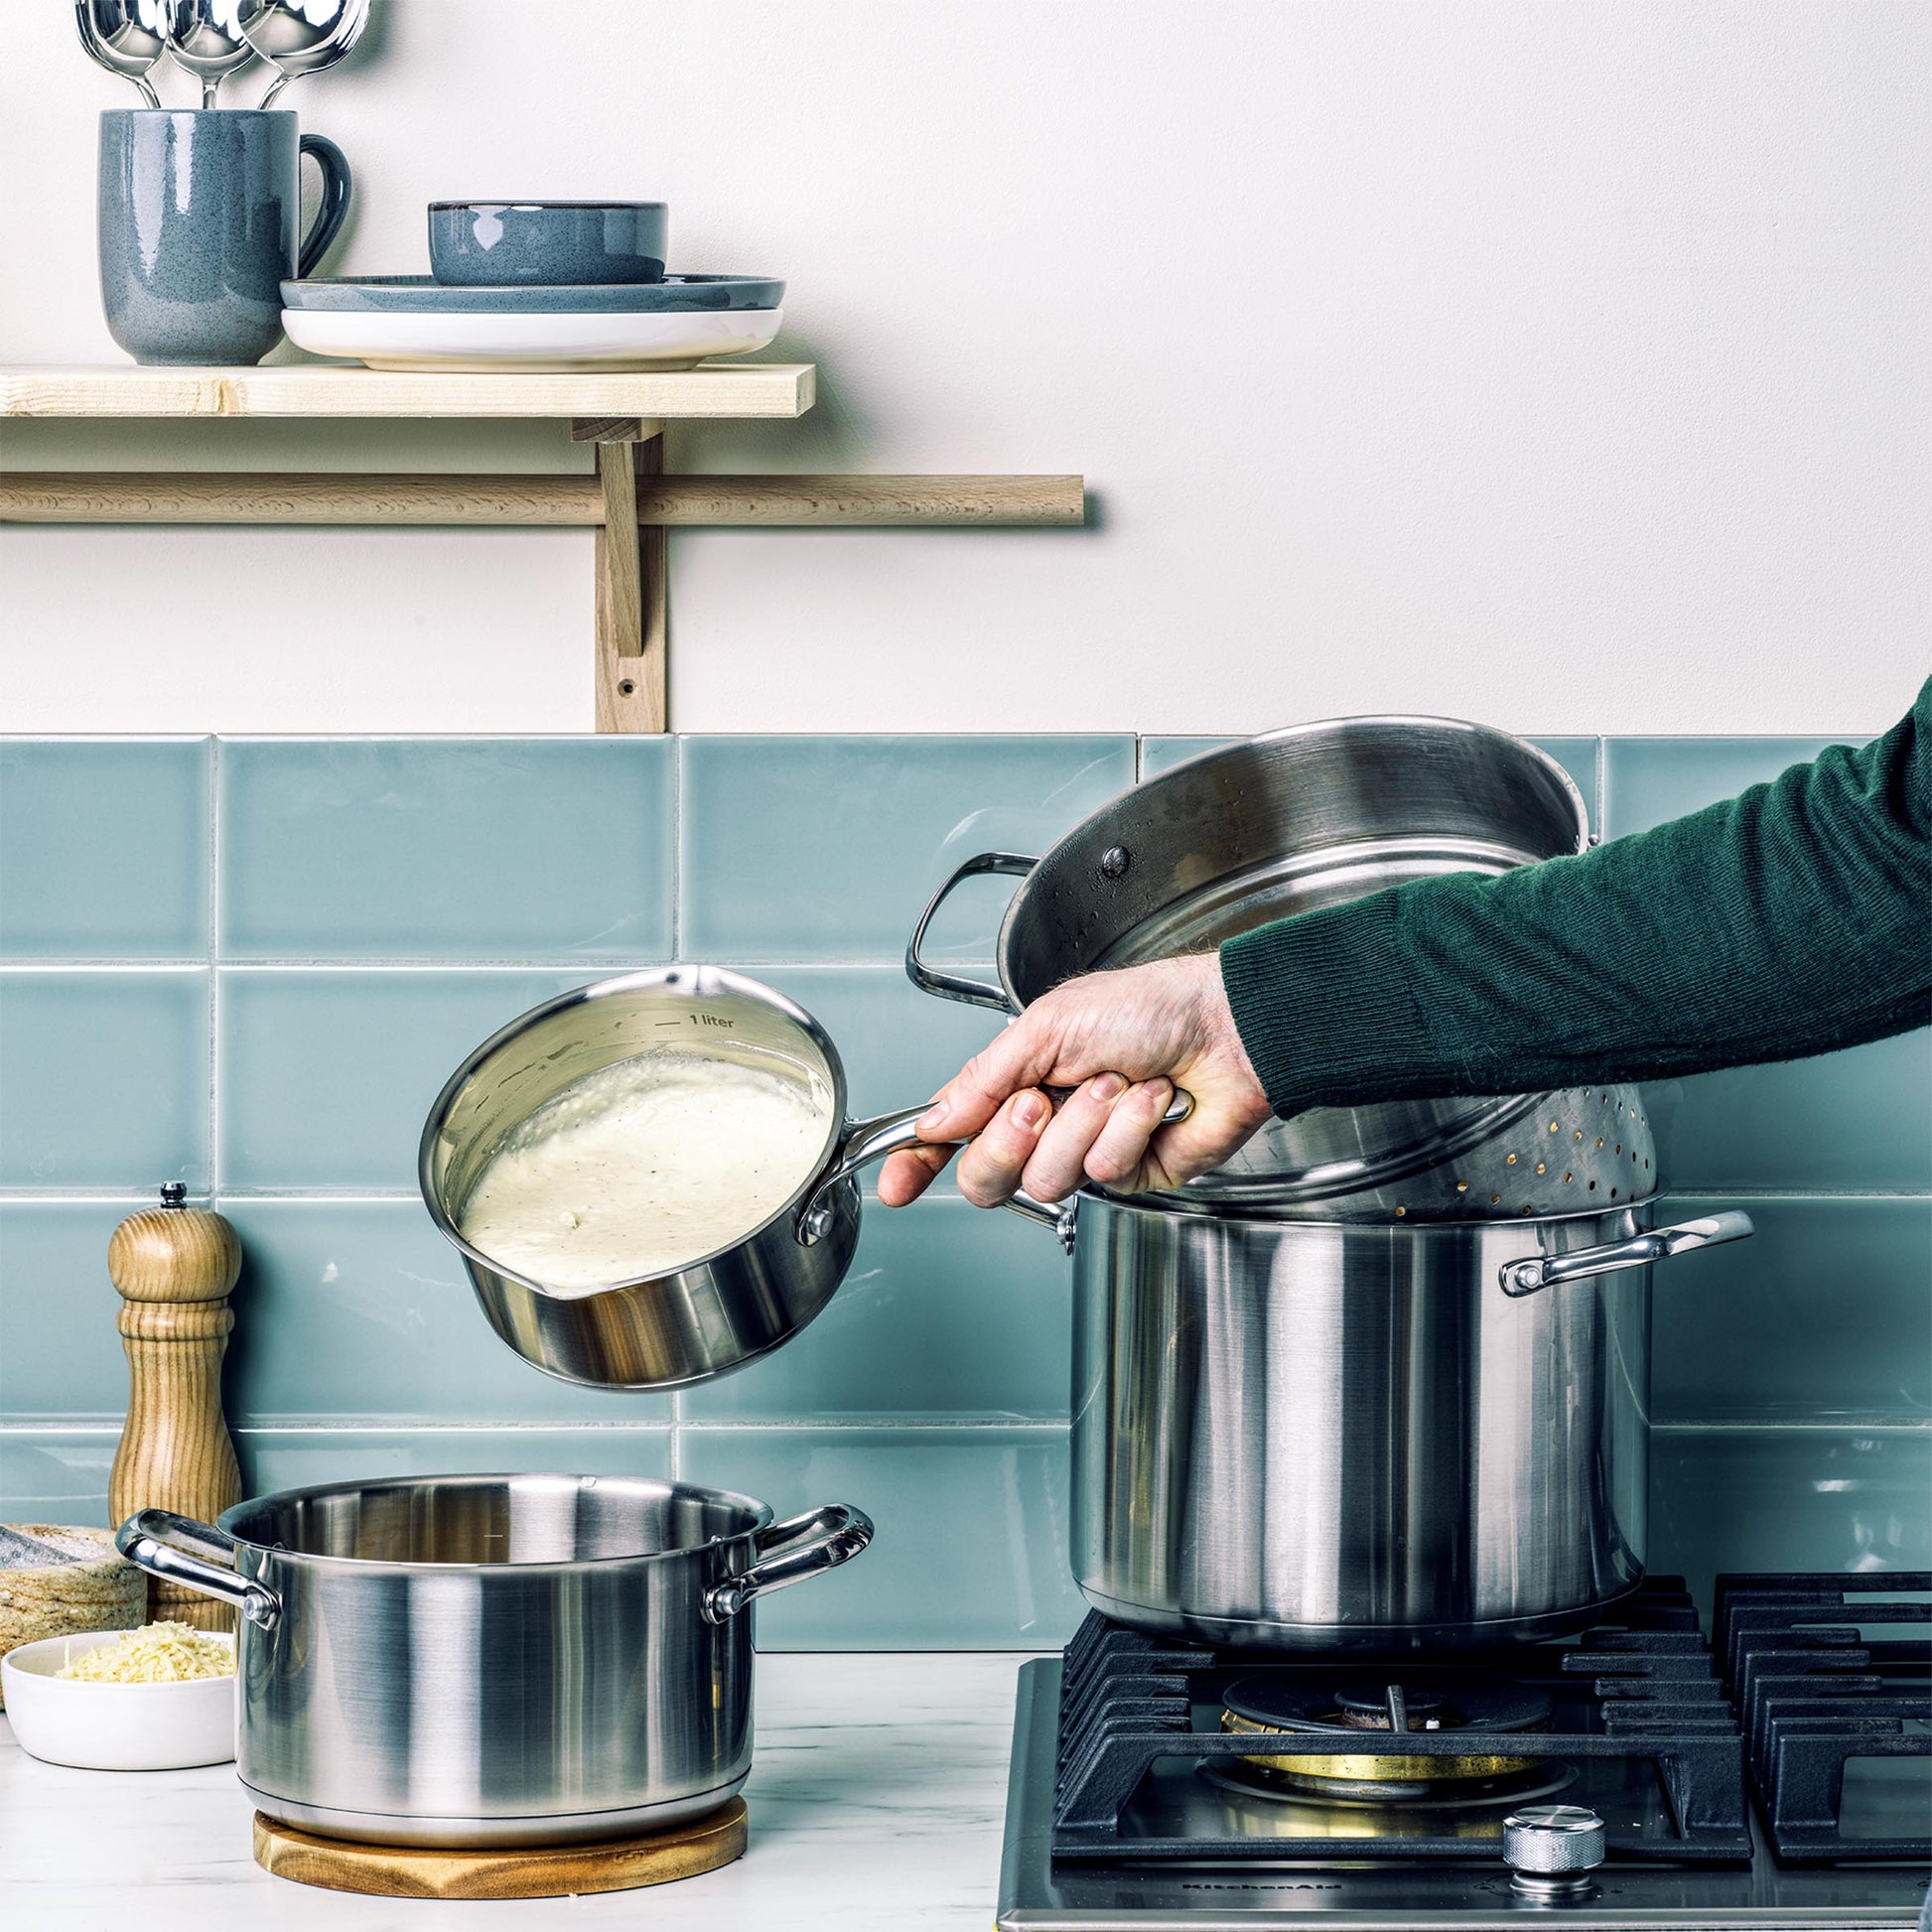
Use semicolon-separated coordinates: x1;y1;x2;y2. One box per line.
581;417;667;733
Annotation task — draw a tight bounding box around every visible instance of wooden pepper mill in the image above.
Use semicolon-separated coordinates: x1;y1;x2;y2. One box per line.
107;1183;243;1632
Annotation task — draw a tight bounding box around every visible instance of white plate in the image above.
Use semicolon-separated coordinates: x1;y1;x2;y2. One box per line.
2;1629;236;1771
282;306;783;372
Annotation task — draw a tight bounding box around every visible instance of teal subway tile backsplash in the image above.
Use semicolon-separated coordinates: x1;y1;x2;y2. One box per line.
1649;1035;1932;1192
679;735;1136;961
218;969;591;1190
753;965;1006;1136
683;1196;1072;1423
0;740;208;958
238;1426;672;1498
220;1201;672;1427
1603;735;1845;836
1651;1426;1932;1610
1651;1196;1932;1423
0;971;208;1188
0;1202;140;1418
219;739;673;961
1140;735;1231;776
0;1430;115;1525
0;730;1924;1644
679;1427;1088;1649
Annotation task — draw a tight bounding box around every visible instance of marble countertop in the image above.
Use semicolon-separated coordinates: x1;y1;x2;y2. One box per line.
0;1650;1032;1930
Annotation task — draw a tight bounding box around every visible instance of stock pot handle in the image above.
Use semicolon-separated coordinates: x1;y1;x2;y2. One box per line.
703;1503;874;1622
1498;1211;1755;1299
115;1508;282;1629
903;852;1035;1009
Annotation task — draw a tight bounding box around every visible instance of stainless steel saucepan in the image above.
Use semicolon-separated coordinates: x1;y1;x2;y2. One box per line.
419;966;945;1390
418;965;1182;1392
118;1473;872;1846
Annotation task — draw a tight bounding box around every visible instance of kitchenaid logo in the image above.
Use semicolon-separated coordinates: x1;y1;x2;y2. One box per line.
1176;1879;1343;1892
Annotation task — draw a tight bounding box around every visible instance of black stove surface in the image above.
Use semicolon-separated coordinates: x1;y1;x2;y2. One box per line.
996;1575;1931;1930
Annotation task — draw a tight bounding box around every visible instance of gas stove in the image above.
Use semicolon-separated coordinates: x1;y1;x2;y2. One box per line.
996;1574;1931;1929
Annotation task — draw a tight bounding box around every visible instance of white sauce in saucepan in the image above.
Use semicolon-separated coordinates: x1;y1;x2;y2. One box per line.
458;1051;832;1294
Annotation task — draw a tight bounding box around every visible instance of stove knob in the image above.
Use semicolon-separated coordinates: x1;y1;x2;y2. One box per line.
1503;1806;1605;1897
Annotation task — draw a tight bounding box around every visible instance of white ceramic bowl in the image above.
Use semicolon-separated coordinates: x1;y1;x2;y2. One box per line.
1;1629;236;1770
281;305;783;372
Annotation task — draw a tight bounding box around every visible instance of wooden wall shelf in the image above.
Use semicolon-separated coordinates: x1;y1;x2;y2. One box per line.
0;363;1087;732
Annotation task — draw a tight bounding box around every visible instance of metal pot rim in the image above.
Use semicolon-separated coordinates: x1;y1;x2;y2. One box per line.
1080;1190;1660;1231
989;712;1591;1007
214;1471;777;1575
418;965;851;1302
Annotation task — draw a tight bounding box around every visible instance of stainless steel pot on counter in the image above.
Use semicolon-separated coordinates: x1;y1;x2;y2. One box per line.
117;1474;871;1846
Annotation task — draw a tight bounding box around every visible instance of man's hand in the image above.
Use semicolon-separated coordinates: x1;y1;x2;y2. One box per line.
877;952;1273;1208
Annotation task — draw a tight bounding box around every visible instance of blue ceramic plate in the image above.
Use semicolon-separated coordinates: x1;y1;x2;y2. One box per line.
282;274;784;315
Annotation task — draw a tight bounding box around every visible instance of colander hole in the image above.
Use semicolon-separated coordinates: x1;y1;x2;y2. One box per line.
1395;1206;1407;1217
1506;1153;1518;1165
1455;1180;1469;1192
1536;1162;1547;1173
1521;1204;1533;1215
1614;1142;1622;1154
1575;1130;1585;1141
1564;1171;1574;1181
1596;1137;1605;1148
1490;1192;1502;1203
1588;1180;1597;1191
1611;1187;1619;1197
1549;1122;1559;1133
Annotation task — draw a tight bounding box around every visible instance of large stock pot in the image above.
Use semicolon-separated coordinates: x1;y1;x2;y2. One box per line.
1013;1191;1751;1648
117;1473;871;1846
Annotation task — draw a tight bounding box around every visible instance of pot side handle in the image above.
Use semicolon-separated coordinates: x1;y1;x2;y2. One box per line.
115;1508;282;1629
703;1503;874;1622
1498;1210;1755;1299
903;852;1035;1009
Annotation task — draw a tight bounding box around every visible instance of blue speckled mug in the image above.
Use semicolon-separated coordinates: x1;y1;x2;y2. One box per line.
98;109;352;366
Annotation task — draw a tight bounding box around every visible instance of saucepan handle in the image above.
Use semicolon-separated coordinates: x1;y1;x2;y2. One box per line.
1498;1210;1755;1299
903;851;1035;1009
796;1093;1189;1250
115;1508;282;1629
703;1503;874;1622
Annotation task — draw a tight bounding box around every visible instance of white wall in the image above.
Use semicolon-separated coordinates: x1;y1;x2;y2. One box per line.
1;0;1924;736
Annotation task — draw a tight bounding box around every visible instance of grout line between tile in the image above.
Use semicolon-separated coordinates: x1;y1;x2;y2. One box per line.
207;737;221;1193
670;734;685;971
1650;1420;1932;1435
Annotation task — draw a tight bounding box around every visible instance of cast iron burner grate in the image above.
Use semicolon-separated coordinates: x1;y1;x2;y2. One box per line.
1052;1579;1753;1863
1715;1572;1931;1863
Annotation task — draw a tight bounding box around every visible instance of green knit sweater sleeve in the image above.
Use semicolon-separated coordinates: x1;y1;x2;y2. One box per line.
1219;678;1932;1118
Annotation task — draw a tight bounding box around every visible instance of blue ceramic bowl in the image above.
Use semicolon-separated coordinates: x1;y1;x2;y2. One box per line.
283;274;783;314
429;201;668;287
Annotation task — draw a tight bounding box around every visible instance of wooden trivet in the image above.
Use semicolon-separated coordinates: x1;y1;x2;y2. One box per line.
252;1799;748;1899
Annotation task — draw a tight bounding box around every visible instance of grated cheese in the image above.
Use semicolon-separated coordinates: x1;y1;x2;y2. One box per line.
56;1620;234;1683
